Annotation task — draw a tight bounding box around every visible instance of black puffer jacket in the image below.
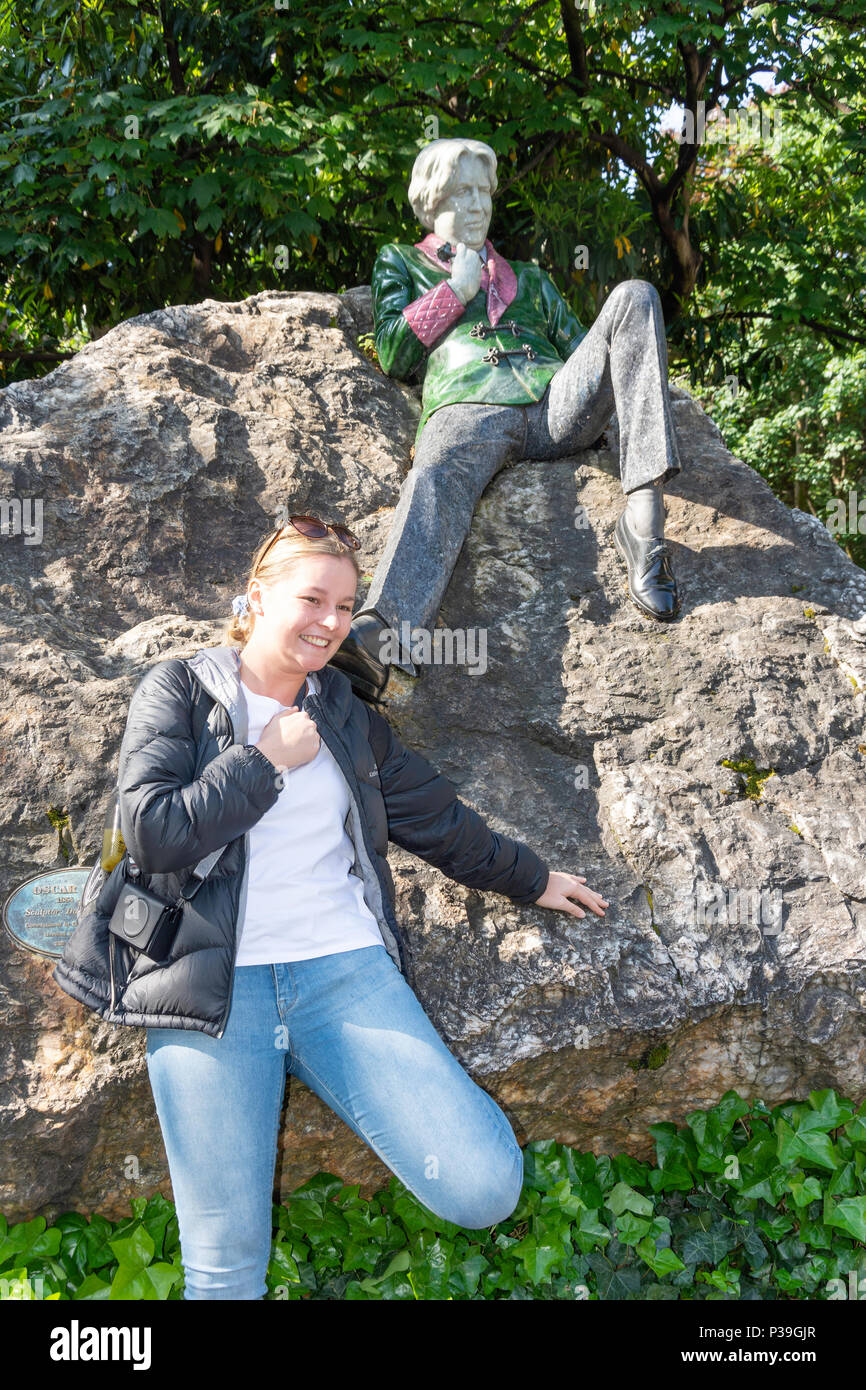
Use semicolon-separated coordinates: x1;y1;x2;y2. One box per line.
53;645;549;1038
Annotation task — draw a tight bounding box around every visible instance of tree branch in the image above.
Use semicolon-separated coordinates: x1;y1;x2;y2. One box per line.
0;349;75;365
695;309;866;348
494;131;569;198
158;0;187;96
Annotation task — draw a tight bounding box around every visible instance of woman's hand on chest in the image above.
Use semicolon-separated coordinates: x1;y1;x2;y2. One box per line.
255;708;321;774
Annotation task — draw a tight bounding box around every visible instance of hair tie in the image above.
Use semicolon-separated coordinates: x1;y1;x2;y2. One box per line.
232;593;251;618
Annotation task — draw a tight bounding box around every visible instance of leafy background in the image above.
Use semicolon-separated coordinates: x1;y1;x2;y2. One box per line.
1;0;864;562
2;1090;865;1300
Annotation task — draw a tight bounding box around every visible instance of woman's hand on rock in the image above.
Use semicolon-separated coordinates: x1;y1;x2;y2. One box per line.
534;872;609;918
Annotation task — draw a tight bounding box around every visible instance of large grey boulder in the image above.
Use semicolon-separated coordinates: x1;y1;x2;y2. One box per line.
1;287;865;1223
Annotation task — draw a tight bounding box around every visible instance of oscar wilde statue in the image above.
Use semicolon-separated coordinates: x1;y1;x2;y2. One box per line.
335;136;684;702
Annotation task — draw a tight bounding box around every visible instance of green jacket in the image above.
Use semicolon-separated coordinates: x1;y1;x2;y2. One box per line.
371;242;589;446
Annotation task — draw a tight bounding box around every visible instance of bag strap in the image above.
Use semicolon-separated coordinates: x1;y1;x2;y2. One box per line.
180;845;227;900
127;843;227;902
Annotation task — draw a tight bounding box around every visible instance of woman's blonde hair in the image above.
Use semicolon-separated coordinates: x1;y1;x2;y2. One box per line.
223;525;362;648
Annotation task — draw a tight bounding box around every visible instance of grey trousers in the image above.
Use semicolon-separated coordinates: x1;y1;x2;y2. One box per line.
357;279;683;673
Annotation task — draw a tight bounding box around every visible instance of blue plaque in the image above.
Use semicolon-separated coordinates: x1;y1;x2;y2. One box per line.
2;869;93;958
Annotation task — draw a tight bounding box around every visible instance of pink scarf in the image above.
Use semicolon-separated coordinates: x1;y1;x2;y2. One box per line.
413;232;518;326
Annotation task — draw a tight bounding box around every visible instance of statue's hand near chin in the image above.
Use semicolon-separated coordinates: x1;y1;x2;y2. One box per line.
446;241;484;305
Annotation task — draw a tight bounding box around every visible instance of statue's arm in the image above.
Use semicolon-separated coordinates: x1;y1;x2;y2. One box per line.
539;269;589;360
372;243;464;378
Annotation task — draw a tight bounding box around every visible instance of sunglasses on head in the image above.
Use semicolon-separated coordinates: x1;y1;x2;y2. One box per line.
256;514;361;569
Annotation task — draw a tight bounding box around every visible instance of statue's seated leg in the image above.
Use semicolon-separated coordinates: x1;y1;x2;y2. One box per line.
332;402;526;701
527;279;683;620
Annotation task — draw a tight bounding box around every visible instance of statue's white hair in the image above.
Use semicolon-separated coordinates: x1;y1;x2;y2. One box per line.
407;138;498;229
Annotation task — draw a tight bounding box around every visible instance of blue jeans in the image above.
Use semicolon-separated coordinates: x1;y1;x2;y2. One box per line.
145;944;525;1299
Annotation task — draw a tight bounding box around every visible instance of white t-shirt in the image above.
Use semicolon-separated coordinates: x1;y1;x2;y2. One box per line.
234;677;386;966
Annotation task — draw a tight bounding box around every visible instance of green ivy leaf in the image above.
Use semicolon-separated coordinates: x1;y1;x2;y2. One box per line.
824;1197;866;1243
776;1118;840;1172
108;1224;155;1272
606;1181;654;1218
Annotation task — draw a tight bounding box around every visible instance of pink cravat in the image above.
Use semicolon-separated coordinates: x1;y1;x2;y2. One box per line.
404;235;519;341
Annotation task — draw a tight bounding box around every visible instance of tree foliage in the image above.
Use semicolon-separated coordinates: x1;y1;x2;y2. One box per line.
674;91;866;565
1;0;863;564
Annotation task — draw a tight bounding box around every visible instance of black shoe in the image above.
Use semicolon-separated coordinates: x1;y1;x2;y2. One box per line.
613;510;681;620
328;613;391;705
328;614;389;706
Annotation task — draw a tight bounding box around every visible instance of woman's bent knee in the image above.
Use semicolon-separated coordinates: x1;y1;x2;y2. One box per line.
426;1139;524;1231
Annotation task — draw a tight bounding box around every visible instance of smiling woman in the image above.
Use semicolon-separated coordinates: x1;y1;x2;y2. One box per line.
219;522;394;973
53;509;607;1300
226;515;364;712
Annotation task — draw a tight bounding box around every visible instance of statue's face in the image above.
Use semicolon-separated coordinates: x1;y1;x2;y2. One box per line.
431;152;493;250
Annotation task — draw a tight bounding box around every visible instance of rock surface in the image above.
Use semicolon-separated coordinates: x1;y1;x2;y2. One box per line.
1;287;865;1224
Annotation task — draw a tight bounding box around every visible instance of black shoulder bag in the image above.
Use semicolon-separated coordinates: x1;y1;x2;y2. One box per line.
105;661;231;1005
108;844;226;963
